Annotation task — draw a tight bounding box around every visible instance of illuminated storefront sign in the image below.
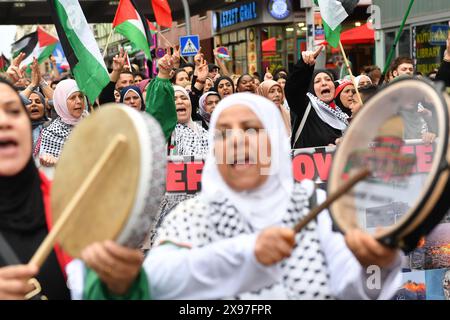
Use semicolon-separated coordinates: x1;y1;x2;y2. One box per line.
219;1;258;29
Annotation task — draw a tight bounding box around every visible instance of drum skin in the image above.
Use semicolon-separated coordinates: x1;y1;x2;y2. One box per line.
328;78;450;252
51;105;166;257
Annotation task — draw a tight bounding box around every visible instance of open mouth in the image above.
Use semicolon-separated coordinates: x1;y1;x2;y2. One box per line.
0;138;19;156
320;88;331;96
222;90;231;96
30;108;41;115
176;106;187;115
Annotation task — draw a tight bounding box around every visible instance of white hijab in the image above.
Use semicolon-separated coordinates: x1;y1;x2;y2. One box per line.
201;93;294;230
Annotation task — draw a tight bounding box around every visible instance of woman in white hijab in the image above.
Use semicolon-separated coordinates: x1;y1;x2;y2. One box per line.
74;93;402;300
38;79;88;167
170;85;209;156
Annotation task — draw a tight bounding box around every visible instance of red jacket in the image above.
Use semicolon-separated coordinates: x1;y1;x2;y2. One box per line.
39;172;72;277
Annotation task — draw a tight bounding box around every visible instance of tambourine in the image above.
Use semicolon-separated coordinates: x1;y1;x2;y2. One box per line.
30;104;166;266
328;78;450;252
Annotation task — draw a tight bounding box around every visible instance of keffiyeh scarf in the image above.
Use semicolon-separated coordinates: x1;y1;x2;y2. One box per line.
172;122;209;156
307;93;349;130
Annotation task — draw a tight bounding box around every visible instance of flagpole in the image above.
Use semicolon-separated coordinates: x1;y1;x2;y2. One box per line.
339;40;363;106
157;31;189;64
382;0;415;79
103;28;114;59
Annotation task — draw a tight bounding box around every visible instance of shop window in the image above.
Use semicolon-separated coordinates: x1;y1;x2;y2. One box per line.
229;32;238;43
398;29;411;57
221;34;229;45
384;31;395;61
261;26;285;74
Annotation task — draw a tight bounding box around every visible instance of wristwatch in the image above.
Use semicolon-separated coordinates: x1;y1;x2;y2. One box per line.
40;79;49;87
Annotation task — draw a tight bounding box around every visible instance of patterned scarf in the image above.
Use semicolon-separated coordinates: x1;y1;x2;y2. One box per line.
172;122;209;156
154;183;333;300
307;92;349;130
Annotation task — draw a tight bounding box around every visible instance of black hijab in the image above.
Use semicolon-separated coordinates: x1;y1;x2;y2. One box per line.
120;85;146;111
213;76;235;95
0;78;46;232
308;69;336;96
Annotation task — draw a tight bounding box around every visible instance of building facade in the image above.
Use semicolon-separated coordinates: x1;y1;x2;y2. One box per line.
373;0;450;74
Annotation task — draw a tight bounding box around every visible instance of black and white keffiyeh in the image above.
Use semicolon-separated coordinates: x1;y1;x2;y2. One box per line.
39;117;74;158
173;122;209;156
154;183;333;300
307;92;349;130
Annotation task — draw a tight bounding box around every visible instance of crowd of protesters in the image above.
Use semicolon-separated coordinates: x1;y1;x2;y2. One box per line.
0;30;450;300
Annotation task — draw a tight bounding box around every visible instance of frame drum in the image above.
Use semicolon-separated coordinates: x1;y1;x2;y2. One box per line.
328;78;450;252
51;104;166;257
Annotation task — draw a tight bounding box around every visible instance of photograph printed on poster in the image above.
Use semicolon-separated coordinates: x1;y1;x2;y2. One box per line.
404;222;450;270
393;271;426;300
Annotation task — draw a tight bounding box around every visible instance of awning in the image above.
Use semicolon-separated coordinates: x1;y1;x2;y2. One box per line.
341;23;375;45
262;37;276;52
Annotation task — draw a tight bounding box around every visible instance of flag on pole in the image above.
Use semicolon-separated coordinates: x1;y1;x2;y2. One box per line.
150;0;173;28
314;0;359;48
47;0;110;103
113;0;153;60
147;20;158;35
11;27;58;68
0;54;9;72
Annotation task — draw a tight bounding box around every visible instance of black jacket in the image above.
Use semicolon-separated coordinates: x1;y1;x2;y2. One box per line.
436;60;450;88
285;58;342;149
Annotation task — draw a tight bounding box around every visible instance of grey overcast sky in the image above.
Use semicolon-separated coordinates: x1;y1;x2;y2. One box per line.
0;25;17;58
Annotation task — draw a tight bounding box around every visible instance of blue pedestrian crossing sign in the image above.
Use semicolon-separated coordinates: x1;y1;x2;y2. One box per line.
180;35;200;57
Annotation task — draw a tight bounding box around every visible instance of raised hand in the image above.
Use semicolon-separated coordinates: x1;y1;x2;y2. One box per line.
264;67;273;81
112;48;127;73
445;32;450;61
302;46;324;66
194;47;204;66
6;52;26;83
172;46;181;69
30;58;41;87
196;57;209;82
157;51;175;79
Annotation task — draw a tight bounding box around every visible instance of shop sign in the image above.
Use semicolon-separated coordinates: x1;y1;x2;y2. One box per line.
414;23;448;75
219;1;258;29
268;0;292;20
430;25;449;46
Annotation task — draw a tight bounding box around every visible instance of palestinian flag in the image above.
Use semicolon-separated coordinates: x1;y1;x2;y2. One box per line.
151;0;173;28
113;0;153;60
11;27;58;67
314;0;359;48
47;0;110;103
0;54;9;72
148;21;158;36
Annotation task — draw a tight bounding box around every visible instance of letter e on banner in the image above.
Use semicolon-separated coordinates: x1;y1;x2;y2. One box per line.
166;162;186;192
416;144;433;173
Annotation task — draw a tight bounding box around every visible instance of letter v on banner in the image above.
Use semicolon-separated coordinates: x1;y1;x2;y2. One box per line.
179;35;200;57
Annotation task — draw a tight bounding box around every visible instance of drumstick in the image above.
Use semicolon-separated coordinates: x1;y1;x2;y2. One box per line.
29;134;128;268
293;168;371;233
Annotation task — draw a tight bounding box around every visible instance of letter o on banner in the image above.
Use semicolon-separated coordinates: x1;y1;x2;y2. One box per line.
292;154;315;181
